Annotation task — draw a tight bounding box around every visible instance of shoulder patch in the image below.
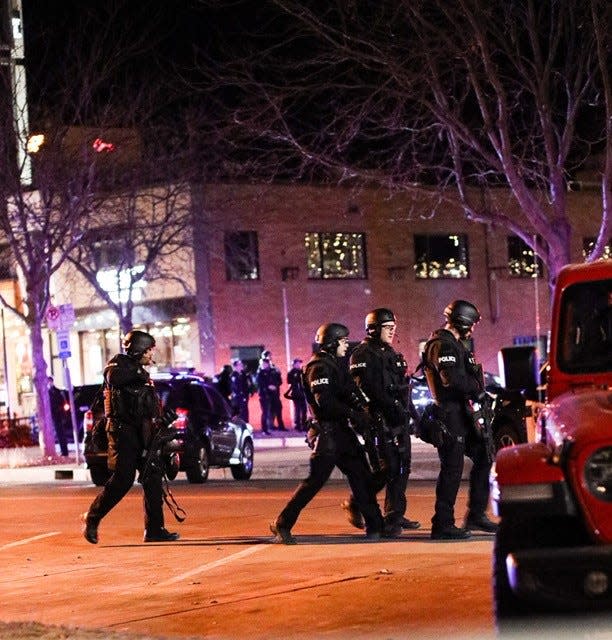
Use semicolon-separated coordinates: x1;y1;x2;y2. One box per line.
310;377;329;387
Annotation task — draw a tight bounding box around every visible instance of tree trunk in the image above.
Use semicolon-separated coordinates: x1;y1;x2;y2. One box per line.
30;317;54;457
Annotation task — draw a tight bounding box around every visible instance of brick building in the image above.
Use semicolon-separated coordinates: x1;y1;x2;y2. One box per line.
6;180;608;426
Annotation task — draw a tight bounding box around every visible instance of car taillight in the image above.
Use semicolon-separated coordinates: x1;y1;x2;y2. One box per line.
84;410;94;432
174;408;188;430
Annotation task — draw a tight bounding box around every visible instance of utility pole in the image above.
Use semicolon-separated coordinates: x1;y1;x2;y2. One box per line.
0;0;31;186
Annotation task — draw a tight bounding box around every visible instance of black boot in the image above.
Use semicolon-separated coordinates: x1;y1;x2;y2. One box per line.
400;517;421;530
81;512;98;545
144;527;180;542
464;512;499;533
270;520;297;545
431;524;471;540
341;499;365;530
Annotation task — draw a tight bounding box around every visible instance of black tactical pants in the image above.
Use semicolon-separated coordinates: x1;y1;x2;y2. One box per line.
348;433;411;527
87;424;164;533
276;424;383;534
270;393;285;428
292;395;308;430
259;395;273;433
53;418;69;457
432;406;491;530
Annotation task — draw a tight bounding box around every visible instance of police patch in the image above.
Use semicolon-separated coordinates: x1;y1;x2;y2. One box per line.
311;377;329;387
438;355;456;364
350;362;367;369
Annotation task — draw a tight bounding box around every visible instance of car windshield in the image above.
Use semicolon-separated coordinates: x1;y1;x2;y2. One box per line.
558;278;612;374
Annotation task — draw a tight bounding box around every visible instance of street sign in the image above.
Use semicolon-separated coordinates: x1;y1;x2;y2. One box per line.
46;303;75;331
58;303;75;329
46;305;61;330
56;328;71;359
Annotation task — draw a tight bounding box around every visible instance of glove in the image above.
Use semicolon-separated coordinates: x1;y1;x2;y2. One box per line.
349;410;372;435
305;426;318;450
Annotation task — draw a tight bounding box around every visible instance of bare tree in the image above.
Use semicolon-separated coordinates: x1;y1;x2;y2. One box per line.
0;1;190;456
195;0;611;291
66;169;195;337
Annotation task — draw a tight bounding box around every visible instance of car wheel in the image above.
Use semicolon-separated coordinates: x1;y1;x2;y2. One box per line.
89;463;111;486
494;423;521;451
230;438;254;480
185;442;210;483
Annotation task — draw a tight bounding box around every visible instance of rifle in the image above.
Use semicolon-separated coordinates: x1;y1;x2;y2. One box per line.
469;392;496;464
345;386;384;473
138;406;187;522
138;407;179;485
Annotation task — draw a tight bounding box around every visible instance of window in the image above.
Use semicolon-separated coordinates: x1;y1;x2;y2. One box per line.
558;278;612;374
508;236;543;278
86;226;134;270
224;231;259;281
305;232;367;279
413;234;469;279
92;239;134;271
230;345;263;375
583;238;612;261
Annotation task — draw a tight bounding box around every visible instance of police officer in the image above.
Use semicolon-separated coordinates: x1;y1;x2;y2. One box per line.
270;323;384;544
82;330;179;544
286;357;308;431
422;300;498;540
48;376;69;457
230;359;252;422
256;358;286;433
344;309;420;537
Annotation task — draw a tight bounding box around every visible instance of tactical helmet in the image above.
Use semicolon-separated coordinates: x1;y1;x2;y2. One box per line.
444;300;481;336
122;329;156;356
314;323;349;351
365;308;396;336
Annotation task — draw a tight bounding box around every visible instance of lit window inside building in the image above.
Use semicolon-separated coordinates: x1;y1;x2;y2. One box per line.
508;236;543;278
413;233;469;279
583;237;612;261
224;231;260;281
305;232;367;279
96;266;146;303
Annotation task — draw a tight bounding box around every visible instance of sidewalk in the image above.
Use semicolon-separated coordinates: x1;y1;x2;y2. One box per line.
0;430;450;484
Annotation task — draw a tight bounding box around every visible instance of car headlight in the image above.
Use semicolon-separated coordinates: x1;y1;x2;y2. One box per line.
585;447;612;502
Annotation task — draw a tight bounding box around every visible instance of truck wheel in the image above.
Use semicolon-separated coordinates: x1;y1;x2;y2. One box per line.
493;516;534;630
494;515;588;632
185;443;210;483
230;438;254;480
89;463;111;486
494;423;521;451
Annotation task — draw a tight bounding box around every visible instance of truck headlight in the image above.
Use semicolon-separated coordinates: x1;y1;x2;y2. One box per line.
585;447;612;502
